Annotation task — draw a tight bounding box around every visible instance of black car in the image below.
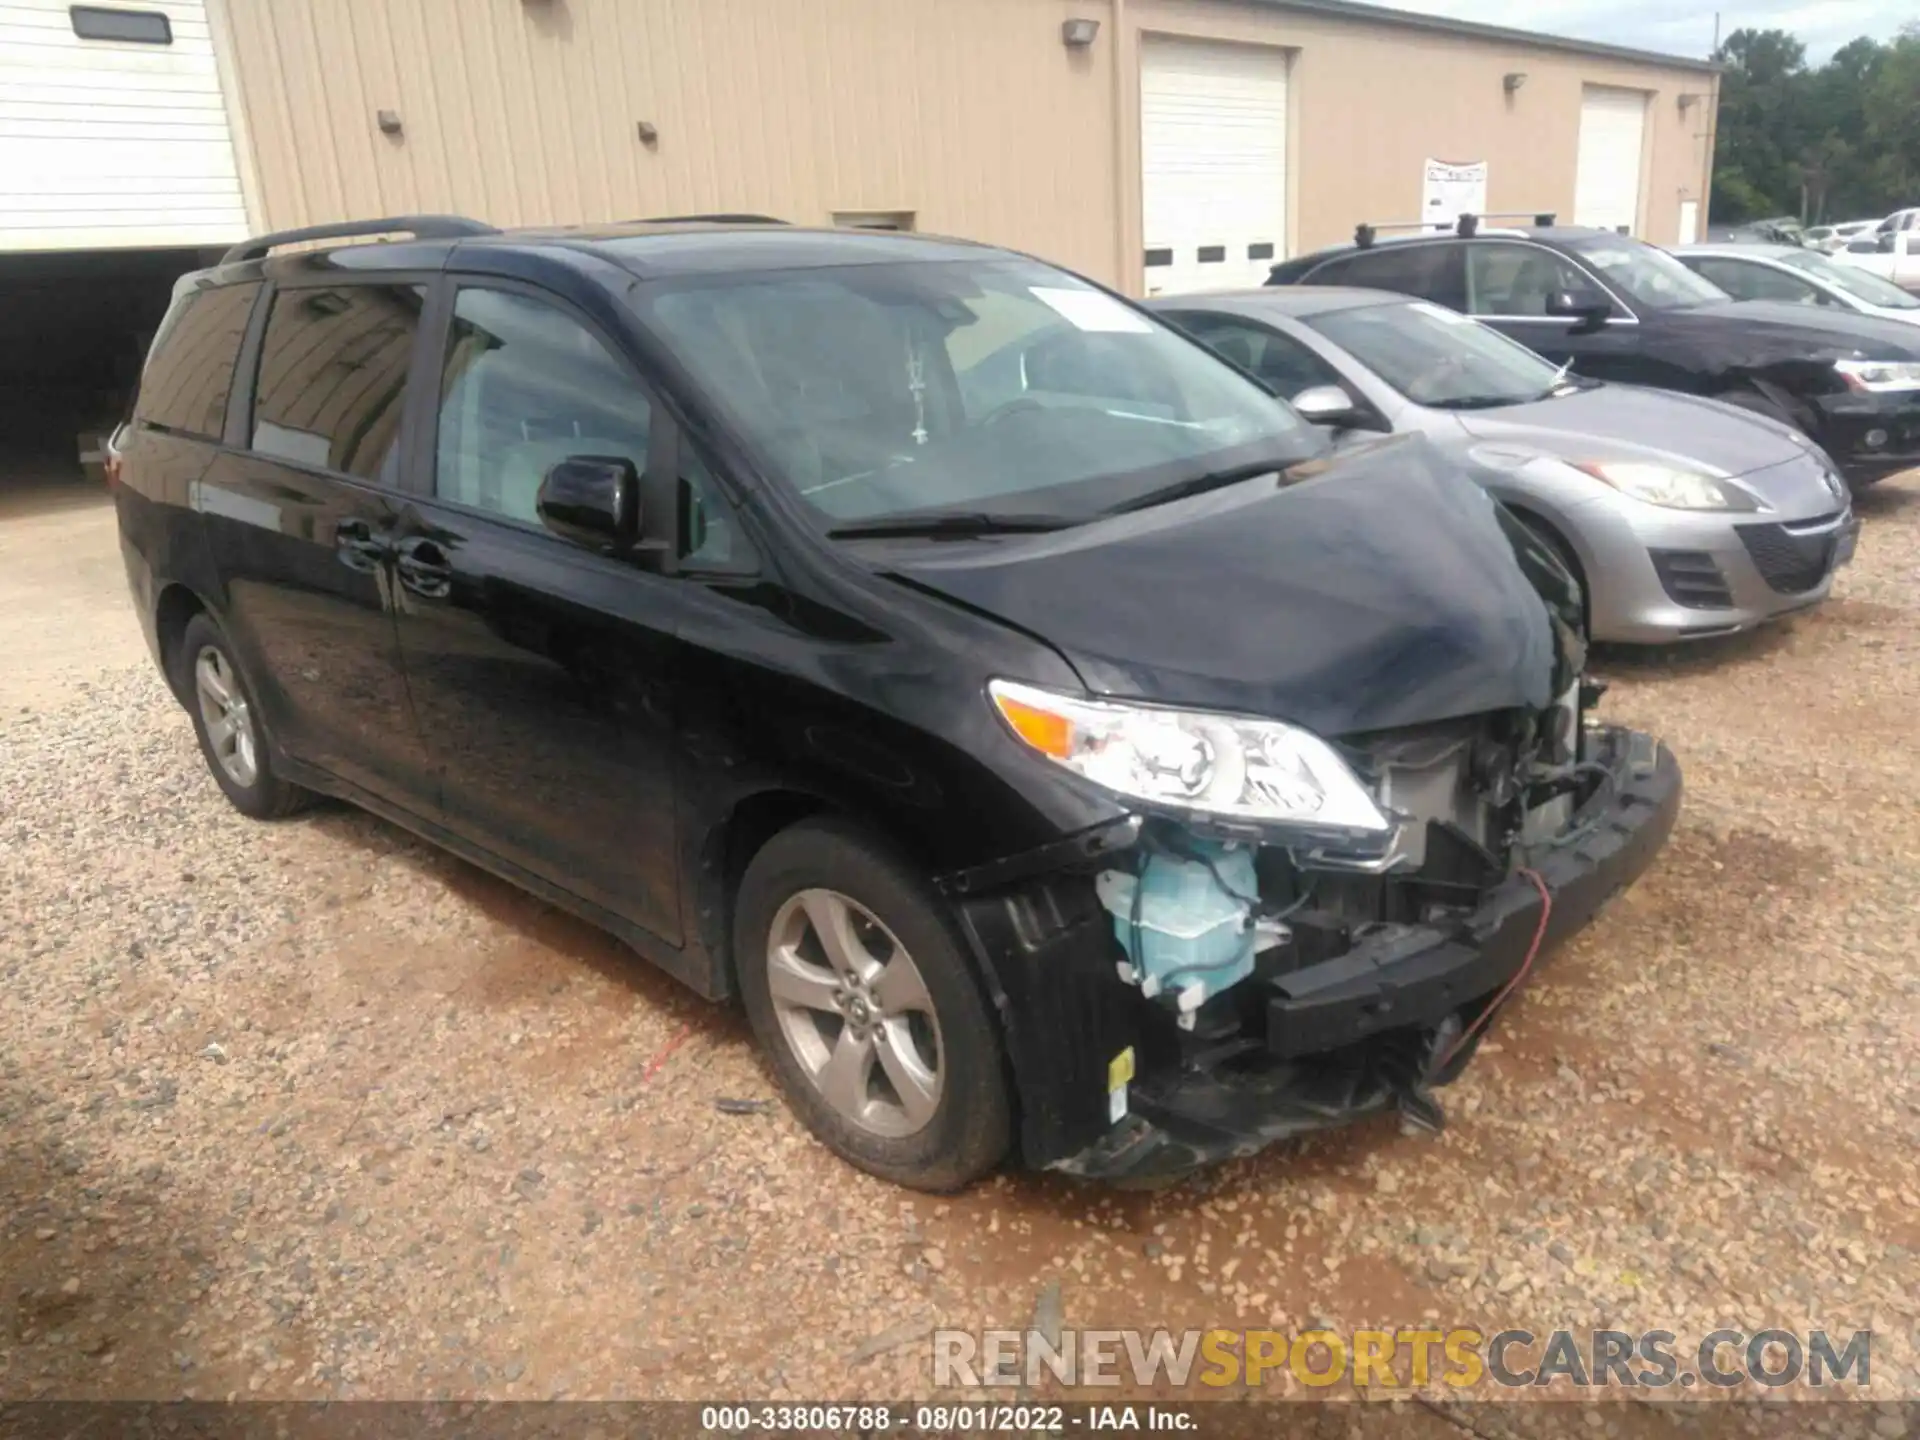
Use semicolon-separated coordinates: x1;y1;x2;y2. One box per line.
1267;223;1920;488
116;214;1680;1190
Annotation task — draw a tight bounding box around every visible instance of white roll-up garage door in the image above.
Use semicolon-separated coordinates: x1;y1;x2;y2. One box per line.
0;0;249;251
1140;38;1288;296
1573;86;1648;235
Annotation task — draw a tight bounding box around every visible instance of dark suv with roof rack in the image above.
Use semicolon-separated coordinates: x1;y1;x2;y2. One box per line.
1267;219;1920;489
115;213;1679;1190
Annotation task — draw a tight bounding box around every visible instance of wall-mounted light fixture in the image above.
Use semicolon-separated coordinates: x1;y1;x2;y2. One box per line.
376;109;403;135
1502;71;1528;95
1677;92;1704;114
1062;17;1100;47
636;120;659;147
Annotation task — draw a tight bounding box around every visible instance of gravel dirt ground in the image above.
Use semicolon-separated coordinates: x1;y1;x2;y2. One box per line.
3;467;1917;1433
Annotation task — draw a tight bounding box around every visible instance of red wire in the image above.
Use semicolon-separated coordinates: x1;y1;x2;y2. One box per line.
1438;866;1552;1069
640;1021;693;1083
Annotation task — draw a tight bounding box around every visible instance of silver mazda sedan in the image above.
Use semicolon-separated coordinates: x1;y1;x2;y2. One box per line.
1154;288;1857;644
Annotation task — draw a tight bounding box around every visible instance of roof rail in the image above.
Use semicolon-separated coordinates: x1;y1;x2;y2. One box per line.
1353;210;1557;248
631;213;789;225
220;215;498;265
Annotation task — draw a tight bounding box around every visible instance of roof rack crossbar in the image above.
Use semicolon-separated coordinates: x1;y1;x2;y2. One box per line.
1353;210;1557;248
630;213;789;225
220;215;498;265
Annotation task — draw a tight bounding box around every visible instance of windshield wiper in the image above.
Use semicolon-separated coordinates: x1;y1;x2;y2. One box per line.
1423;395;1530;411
1104;460;1285;516
826;510;1078;540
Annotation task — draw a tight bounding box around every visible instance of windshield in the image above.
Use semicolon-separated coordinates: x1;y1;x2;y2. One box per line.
1778;248;1920;309
1566;235;1729;310
636;259;1317;525
1307;299;1571;408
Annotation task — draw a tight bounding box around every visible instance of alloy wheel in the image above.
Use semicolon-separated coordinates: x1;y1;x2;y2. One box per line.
193;645;259;789
765;888;944;1138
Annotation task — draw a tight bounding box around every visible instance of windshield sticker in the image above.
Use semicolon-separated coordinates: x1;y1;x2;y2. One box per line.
1410;301;1473;325
1030;287;1153;333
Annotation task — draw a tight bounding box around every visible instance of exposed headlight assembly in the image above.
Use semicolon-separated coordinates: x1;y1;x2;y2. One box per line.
1835;358;1920;393
1572;460;1761;512
988;679;1391;833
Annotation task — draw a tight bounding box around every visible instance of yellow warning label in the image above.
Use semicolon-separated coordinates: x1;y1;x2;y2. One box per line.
1108;1046;1136;1091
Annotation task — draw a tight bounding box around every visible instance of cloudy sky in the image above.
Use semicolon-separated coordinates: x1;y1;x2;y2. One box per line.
1392;0;1912;61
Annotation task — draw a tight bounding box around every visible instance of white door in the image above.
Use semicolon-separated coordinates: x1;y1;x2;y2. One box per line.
1678;199;1700;246
1140;38;1288;296
0;0;249;251
1573;86;1648;235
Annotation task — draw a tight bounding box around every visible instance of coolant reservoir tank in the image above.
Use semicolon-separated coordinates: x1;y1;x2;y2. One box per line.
1095;841;1257;1017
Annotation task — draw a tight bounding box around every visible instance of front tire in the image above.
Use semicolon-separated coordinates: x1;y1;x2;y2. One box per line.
174;612;313;820
734;818;1012;1191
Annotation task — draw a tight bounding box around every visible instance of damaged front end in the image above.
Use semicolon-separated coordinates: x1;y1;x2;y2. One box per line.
942;691;1681;1184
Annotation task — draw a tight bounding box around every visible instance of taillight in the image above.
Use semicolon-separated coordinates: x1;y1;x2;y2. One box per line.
103;452;123;489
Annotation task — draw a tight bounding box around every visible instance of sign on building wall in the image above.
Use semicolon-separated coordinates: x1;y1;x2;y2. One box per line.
1422;160;1489;231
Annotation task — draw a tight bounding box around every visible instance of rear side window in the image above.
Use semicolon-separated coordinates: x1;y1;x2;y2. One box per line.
135;283;259;440
1308;243;1465;309
251;284;425;481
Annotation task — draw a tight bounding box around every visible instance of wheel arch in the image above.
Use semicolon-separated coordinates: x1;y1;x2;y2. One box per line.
153;582;213;706
1497;499;1593;619
694;785;1026;1121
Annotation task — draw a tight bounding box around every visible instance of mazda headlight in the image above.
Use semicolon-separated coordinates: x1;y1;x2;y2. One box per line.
988;679;1390;832
1572;460;1760;512
1835;358;1920;393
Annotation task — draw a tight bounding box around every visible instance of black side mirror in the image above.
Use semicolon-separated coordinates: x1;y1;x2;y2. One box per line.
537;455;640;552
1545;290;1613;330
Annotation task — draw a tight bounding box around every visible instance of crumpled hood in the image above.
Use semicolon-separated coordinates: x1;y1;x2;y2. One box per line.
1659;299;1920;361
1456;382;1811;479
876;434;1568;737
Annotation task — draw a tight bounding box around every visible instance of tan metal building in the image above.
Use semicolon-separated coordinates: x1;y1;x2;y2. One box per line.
0;0;1719;485
204;0;1718;296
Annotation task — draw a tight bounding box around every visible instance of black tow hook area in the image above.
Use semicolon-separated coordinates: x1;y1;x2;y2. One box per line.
1053;1018;1460;1184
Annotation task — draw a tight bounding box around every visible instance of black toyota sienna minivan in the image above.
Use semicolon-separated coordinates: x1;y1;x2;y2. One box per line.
115;216;1681;1190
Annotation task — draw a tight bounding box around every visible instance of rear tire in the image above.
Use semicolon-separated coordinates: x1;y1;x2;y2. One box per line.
734;817;1011;1191
174;613;314;821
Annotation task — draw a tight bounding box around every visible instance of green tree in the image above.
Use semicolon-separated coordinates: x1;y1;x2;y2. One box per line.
1709;24;1915;224
1863;24;1920;201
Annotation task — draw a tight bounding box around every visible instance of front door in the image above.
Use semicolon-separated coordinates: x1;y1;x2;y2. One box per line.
198;279;436;806
390;281;682;944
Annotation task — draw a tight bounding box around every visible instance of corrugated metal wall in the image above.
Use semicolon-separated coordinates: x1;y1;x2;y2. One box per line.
215;0;1121;281
210;0;1716;293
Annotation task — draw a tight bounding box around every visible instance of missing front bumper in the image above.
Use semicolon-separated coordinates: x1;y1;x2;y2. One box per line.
955;726;1681;1183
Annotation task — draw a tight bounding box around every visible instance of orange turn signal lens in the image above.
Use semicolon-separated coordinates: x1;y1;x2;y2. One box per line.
993;692;1074;759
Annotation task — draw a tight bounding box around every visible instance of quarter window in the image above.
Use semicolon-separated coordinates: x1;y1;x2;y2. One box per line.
135;283;259;440
250;284;425;480
434;288;651;526
1466;244;1607;318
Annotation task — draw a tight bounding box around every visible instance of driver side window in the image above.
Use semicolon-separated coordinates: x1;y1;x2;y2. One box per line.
1466;244;1606;318
435;287;652;525
1691;259;1820;305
